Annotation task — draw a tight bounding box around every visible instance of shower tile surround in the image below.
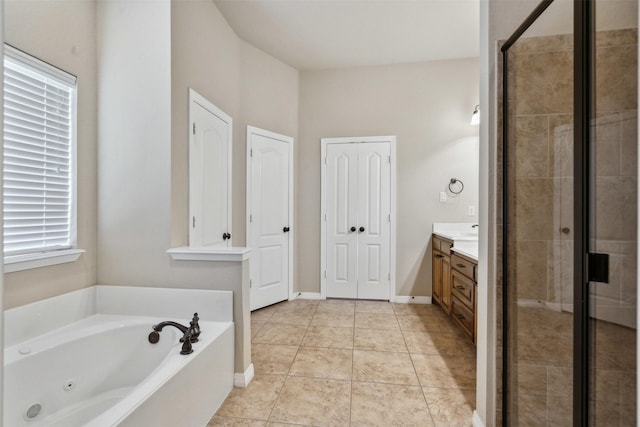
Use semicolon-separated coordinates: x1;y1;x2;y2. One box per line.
210;299;476;426
501;28;637;425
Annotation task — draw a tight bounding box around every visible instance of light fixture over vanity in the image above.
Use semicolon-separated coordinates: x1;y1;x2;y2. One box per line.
470;104;480;125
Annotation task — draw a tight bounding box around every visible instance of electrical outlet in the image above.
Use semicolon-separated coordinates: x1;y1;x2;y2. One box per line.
468;205;476;216
439;192;447;202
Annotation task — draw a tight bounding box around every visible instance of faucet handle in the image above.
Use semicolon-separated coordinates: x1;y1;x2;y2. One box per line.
190;313;201;341
180;330;193;355
189;320;199;343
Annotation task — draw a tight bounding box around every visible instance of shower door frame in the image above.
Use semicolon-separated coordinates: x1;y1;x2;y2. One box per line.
500;0;594;425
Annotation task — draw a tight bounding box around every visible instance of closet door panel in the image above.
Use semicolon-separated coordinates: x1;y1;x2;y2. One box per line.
326;144;359;298
357;142;391;300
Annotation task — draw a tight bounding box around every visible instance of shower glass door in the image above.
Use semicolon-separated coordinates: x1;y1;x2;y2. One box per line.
502;1;575;424
589;1;637;424
502;0;637;425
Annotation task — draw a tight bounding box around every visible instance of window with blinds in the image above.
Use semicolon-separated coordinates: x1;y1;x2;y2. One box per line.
3;46;77;257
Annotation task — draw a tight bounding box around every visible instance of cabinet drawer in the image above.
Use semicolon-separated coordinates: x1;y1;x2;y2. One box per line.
432;235;452;255
451;269;474;310
451;296;474;342
451;253;476;281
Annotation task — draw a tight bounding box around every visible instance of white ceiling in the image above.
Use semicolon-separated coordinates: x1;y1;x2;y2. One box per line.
213;0;480;70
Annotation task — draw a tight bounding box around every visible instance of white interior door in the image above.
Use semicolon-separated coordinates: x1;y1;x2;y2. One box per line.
357;142;391;300
323;138;393;300
189;89;231;247
248;126;293;310
325;144;359;299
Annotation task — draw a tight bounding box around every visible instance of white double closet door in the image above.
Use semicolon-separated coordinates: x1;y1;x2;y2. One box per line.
324;139;393;300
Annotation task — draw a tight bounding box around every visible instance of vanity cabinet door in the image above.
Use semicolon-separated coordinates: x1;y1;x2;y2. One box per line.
432;250;443;305
441;254;452;314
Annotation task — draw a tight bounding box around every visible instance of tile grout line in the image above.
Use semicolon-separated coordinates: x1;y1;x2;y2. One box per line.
248;300;476;426
396;307;439;426
265;300;319;424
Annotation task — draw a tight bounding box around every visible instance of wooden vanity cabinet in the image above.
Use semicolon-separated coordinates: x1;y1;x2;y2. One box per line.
432;235;452;314
432;234;478;345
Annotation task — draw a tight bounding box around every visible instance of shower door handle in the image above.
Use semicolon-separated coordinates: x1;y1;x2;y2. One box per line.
587;252;609;284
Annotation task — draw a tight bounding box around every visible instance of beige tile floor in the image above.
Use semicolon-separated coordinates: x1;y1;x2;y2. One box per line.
209;299;476;426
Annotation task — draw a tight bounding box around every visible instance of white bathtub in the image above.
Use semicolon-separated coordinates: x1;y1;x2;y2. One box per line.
4;287;235;427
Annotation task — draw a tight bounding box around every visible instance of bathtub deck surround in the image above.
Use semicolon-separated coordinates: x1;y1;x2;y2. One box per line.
4;286;235;427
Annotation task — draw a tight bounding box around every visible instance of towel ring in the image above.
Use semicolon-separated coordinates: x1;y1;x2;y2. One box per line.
449;178;464;195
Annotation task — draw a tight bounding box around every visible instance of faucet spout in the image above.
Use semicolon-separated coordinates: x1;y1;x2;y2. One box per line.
153;321;189;335
148;319;199;351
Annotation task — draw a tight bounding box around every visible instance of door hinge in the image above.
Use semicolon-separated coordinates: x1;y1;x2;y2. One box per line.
324;213;327;221
388;155;391;164
250;279;252;288
192;216;196;228
388;213;391;222
250;214;253;222
388;272;391;280
250;148;253;157
192;123;196;135
324;157;327;165
324;270;327;278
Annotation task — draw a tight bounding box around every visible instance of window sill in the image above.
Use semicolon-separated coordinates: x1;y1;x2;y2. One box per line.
167;246;251;262
4;249;85;273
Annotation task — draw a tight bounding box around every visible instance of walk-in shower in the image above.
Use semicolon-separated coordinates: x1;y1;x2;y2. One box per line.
500;0;637;424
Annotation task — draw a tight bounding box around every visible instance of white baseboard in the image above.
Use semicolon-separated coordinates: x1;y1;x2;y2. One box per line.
294;292;323;300
234;363;254;388
391;296;432;304
293;293;432;304
472;410;485;427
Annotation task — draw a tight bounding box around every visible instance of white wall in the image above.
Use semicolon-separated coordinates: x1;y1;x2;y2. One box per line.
238;40;299;255
478;2;544;424
97;0;173;287
170;0;240;248
97;0;298;375
170;2;299;250
298;59;479;297
3;0;98;309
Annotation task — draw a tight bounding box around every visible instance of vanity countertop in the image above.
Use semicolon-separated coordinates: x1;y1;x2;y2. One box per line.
432;222;479;241
451;241;478;261
432;223;479;261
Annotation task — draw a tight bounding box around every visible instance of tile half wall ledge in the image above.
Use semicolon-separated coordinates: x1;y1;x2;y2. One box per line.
167;246;251;262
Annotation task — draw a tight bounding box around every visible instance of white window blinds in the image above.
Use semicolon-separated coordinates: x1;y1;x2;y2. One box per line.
3;46;77;257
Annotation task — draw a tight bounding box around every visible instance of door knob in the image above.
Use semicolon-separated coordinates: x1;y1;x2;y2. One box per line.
283;226;290;233
222;232;231;240
350;226;356;232
359;227;365;232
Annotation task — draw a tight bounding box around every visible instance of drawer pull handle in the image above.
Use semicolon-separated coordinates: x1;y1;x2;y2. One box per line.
455;314;465;319
454;285;465;291
456;264;466;268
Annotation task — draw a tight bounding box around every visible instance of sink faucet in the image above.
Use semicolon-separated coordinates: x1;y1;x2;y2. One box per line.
148;313;200;355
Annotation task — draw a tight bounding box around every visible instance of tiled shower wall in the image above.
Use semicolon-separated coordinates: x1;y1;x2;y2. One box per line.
510;29;637;324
